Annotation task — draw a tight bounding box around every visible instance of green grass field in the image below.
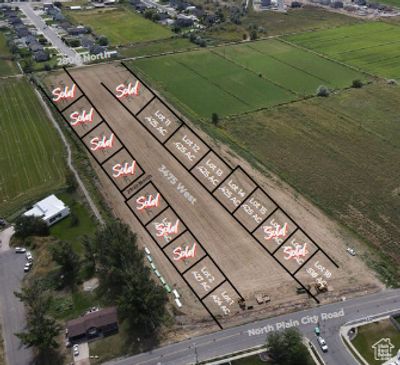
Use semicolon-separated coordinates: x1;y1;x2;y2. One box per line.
286;22;400;80
0;78;66;218
352;320;400;365
65;6;172;46
0;31;19;76
217;82;400;283
131;39;364;118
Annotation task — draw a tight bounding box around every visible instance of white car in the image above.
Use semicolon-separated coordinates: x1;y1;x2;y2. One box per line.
73;344;79;356
24;262;32;272
317;336;328;352
346;248;356;256
26;251;33;262
15;247;26;253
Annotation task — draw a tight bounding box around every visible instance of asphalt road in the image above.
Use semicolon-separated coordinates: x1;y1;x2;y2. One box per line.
19;3;82;66
0;249;33;365
105;289;400;365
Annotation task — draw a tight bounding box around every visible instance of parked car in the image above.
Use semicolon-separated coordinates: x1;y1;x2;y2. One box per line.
15;247;26;253
24;262;32;272
314;326;320;336
346;247;356;256
73;344;79;356
317;336;328;352
26;251;33;262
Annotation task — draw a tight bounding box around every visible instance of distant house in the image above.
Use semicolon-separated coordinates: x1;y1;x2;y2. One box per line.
33;50;49;62
261;0;272;6
60;21;72;30
53;13;66;22
16;28;30;38
89;44;105;54
176;14;194;27
67;26;88;35
80;35;95;48
25;34;37;44
69;5;82;10
9;17;22;25
66;307;119;343
24;195;70;226
29;41;43;52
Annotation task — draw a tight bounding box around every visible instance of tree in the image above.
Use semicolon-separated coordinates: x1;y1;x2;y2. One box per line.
82;234;97;276
267;328;312;365
250;29;258;40
14;215;49;239
50;241;80;287
15;281;61;364
352;79;363;88
211;112;219;126
98;35;109;46
316;85;330;97
88;221;168;335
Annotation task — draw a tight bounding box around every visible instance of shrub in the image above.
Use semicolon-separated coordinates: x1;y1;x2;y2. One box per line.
316;85;330;97
352;79;363;88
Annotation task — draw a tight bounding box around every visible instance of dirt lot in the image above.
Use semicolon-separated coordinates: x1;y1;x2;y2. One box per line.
43;63;382;334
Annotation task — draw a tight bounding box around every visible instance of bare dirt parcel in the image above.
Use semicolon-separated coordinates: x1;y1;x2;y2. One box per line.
42;63;380;330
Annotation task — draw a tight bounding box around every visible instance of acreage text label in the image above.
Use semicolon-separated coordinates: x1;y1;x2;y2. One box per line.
159;164;197;205
195;158;224;187
70;108;94;127
306;260;332;287
192;266;215;292
212;291;235;315
145;110;171;136
112;161;137;178
173;135;201;162
90;133;115;151
241;196;270;224
219;179;247;207
52;84;76;102
115;81;140;98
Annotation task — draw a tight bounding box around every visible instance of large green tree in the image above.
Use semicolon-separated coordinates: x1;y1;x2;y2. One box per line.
50;241;80;287
14;215;49;239
15;281;61;364
266;328;312;365
85;221;168;335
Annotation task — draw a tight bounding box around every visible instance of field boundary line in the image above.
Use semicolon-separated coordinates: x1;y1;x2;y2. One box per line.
34;87;105;224
278;38;378;80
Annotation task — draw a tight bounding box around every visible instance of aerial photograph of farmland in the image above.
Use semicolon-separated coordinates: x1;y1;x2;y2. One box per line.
0;0;399;364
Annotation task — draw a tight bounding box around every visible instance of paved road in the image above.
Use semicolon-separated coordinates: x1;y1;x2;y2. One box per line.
0;240;33;365
104;289;400;365
19;3;82;66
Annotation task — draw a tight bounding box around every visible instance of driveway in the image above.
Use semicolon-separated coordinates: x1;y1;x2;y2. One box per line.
0;229;33;365
0;226;14;253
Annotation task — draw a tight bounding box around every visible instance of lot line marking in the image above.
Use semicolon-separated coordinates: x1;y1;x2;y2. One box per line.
292;248;320;276
272;227;299;255
60;93;85;113
157;229;188;250
200;279;227;301
79;120;106;140
250;206;279;234
124;198;223;329
143;205;171;226
121;62;156;97
135;95;156;117
161;123;184;146
211;166;237;194
232;186;258;215
181;255;208;276
151;181;245;301
99;146;125;165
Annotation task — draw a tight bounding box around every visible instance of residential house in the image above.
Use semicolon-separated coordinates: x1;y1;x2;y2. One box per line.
67;26;88;35
33;50;49;62
24;195;70;226
66;307;119;343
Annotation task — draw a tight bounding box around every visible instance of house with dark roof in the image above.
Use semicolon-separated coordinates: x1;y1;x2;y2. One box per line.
66;307;118;343
29;42;43;52
16;28;30;38
67;26;88;35
34;50;49;62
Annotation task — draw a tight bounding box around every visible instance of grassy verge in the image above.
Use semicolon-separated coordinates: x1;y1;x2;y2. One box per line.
352;319;400;365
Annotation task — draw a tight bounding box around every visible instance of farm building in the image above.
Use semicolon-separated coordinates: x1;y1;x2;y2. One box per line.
66;307;119;343
24;194;70;226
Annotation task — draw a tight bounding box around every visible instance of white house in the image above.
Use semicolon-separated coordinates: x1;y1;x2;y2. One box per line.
24;195;70;226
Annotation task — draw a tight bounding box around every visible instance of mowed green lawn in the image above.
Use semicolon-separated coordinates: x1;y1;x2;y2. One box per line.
286;22;400;80
219;82;400;282
65;7;172;45
0;79;66;217
352;319;400;365
131;39;363;118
